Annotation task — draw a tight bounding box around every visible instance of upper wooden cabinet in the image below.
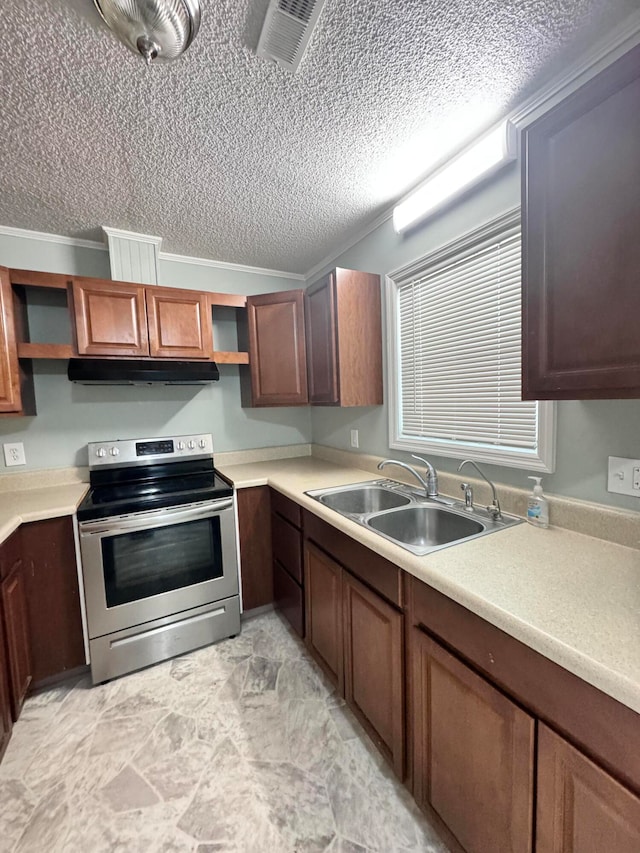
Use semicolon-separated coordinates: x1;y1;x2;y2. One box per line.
73;279;213;360
146;287;213;359
0;267;35;415
73;278;149;357
305;268;382;406
242;268;382;407
0;267;21;411
244;290;308;406
522;44;640;399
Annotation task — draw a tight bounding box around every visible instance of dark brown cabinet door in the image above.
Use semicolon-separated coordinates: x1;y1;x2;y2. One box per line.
246;291;308;406
343;571;404;777
73;278;149;357
305;273;339;404
146;287;213;359
0;612;12;760
273;559;304;638
522;44;640;399
304;541;343;692
305;268;383;407
1;565;32;721
271;490;304;638
272;513;303;584
537;724;640;853
412;628;534;853
236;487;273;611
21;518;86;684
0;267;21;413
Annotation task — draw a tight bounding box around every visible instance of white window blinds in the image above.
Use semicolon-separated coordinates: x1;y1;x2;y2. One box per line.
396;225;540;458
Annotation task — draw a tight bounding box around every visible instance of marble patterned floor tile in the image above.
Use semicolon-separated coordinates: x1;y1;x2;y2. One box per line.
1;610;450;853
100;765;160;812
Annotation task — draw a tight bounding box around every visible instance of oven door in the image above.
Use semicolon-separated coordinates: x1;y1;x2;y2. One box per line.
79;498;239;638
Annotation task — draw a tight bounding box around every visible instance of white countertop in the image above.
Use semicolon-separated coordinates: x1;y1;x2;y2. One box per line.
0;482;88;543
218;456;640;716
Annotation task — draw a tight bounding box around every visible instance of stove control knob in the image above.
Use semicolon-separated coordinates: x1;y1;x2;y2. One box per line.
109;447;120;457
96;447;106;458
188;440;196;450
199;439;207;449
177;441;185;450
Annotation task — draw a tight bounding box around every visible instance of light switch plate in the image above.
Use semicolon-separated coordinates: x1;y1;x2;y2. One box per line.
350;429;359;448
607;456;640;497
3;442;26;467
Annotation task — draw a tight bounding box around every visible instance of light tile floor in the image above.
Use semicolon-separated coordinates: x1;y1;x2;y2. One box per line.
0;610;450;853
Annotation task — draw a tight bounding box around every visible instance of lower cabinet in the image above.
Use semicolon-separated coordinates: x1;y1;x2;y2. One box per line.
411;627;534;853
304;540;344;693
271;490;304;638
0;614;13;758
236;487;273;611
1;546;32;721
537;724;640;853
304;533;405;777
343;571;404;777
408;575;640;853
21;518;86;684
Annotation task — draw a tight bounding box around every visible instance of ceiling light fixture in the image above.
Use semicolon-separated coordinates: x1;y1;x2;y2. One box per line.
93;0;201;65
392;121;517;233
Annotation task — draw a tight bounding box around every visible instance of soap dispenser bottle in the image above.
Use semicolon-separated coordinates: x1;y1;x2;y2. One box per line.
527;477;549;528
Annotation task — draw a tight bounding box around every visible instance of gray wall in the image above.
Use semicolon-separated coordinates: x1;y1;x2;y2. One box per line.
0;232;311;469
310;163;640;512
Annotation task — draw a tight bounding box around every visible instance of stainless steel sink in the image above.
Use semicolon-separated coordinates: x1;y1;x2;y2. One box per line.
318;484;411;514
306;479;521;556
367;505;484;549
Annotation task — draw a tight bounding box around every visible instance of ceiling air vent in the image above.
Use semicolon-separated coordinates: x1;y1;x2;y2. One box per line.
257;0;327;73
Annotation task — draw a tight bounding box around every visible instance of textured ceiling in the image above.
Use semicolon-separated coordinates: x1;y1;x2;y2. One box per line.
0;0;636;274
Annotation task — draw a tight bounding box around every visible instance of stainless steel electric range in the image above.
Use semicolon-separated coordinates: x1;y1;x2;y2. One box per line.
77;433;240;684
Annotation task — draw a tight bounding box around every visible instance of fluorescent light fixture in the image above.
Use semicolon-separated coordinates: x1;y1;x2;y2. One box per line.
393;120;516;233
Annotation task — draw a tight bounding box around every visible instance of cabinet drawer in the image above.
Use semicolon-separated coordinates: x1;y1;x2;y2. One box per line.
272;513;302;583
273;559;304;638
271;490;302;528
0;529;22;581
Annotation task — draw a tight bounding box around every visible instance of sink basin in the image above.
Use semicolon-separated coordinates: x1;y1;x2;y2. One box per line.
319;484;411;514
367;506;484;552
306;479;521;556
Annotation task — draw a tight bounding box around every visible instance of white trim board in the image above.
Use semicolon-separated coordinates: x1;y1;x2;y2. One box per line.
0;224;303;281
159;251;305;281
0;224;107;251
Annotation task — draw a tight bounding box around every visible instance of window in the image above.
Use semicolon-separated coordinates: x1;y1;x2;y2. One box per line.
386;209;555;472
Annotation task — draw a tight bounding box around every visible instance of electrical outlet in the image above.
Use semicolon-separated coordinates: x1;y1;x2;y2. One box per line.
4;442;26;467
350;429;359;449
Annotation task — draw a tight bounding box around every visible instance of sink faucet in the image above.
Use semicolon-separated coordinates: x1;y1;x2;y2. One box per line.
377;455;438;498
457;460;502;520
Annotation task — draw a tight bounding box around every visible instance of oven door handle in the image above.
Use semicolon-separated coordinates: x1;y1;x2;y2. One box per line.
79;499;234;536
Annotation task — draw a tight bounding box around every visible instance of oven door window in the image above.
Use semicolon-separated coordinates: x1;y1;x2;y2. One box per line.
102;517;224;608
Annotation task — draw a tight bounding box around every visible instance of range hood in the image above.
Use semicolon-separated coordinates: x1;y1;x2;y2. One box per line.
68;359;220;385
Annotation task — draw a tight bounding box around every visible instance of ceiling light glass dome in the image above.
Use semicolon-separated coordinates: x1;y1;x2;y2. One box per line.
93;0;201;64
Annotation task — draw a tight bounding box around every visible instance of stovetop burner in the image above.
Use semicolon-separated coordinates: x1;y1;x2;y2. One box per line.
77;433;233;521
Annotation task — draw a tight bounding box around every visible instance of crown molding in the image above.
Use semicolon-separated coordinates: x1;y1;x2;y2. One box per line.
0;223;303;281
303;207;394;283
509;9;640;128
102;226;163;247
0;224;107;251
159;250;305;281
